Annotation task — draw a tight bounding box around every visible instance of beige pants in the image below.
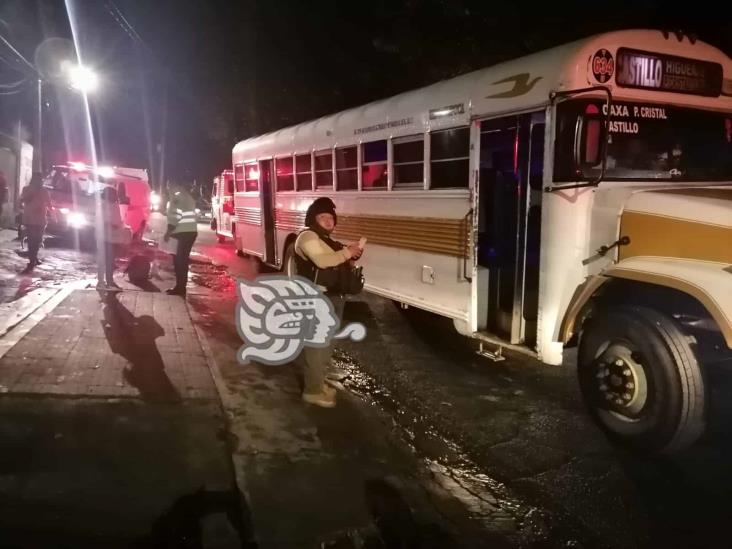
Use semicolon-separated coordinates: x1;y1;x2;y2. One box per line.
302;294;344;394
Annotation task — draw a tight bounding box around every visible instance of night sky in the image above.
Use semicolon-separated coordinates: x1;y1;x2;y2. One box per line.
1;0;730;190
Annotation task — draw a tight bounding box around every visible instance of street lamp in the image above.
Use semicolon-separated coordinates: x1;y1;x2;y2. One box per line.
35;62;99;171
61;61;99;93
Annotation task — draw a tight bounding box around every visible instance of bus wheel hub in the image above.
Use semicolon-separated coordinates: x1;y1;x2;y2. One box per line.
595;344;647;416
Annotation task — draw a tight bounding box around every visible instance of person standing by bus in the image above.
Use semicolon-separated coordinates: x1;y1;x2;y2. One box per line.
96;187;124;291
294;197;363;408
163;180;198;297
19;172;50;274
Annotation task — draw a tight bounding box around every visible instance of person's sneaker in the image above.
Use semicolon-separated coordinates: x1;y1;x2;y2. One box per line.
21;263;34;275
106;281;123;291
302;391;336;408
96;282;107;291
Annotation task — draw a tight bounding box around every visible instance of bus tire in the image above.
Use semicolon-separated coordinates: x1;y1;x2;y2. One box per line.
577;305;706;454
281;242;296;277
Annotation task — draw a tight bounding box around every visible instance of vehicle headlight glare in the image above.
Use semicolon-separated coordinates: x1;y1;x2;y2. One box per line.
67;212;88;228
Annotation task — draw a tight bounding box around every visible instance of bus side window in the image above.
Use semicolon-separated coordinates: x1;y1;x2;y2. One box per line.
276;157;295;191
362;140;388;190
295;154;313;191
234;164;245;192
245;163;259;192
430;127;470;189
393;136;424;189
314;150;333;189
335;146;358;190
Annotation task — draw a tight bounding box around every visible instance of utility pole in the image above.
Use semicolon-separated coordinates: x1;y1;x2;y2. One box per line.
35;78;42;173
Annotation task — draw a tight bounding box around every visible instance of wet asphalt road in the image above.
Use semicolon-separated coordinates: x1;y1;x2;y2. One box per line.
3;221;732;547
191;225;732;549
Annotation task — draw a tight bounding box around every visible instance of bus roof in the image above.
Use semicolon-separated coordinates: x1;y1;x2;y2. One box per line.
233;29;731;161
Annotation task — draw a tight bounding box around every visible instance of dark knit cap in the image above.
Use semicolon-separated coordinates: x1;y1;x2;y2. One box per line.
305;197;337;228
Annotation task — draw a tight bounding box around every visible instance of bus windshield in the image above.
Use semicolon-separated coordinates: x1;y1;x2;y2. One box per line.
555;100;732;182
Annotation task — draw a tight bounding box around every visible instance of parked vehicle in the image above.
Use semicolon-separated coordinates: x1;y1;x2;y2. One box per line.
211;169;235;243
230;29;732;454
43;162;151;241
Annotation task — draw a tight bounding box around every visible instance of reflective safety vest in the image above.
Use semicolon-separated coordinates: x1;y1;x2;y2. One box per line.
167;191;198;234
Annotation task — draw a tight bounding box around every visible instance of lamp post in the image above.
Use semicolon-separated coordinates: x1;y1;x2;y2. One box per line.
35;62;99;173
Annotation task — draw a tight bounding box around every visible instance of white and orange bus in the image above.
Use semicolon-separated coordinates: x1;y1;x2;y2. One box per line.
231;29;732;453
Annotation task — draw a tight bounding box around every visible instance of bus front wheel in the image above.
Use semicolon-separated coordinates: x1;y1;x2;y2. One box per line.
577;305;706;454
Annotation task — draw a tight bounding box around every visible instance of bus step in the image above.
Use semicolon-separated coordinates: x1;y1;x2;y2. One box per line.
476;341;506;362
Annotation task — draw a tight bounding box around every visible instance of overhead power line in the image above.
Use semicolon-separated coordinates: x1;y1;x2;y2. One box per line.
104;1;147;50
0;32;38;76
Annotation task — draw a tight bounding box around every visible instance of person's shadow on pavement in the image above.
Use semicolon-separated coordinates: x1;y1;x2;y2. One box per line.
133;486;257;548
101;293;181;402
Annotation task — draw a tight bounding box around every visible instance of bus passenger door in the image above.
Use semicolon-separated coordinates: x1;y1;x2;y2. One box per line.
478;112;544;345
258;160;277;265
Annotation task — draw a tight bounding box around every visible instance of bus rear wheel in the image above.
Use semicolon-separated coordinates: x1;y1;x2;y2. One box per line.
577;305;706;454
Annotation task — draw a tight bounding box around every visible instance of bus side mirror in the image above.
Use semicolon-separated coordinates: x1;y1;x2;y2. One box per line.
579;115;605;167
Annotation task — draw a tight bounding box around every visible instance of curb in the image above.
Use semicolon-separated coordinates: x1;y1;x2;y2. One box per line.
188;303;258;545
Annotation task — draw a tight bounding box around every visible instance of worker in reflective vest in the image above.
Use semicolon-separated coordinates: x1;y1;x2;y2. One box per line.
164;180;198;297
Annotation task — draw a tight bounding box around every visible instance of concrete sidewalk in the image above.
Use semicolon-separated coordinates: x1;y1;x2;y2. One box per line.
0;290;217;401
0;287;252;547
0;228;17;243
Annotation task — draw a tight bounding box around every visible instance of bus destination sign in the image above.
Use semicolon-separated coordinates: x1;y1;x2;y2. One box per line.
615;48;723;97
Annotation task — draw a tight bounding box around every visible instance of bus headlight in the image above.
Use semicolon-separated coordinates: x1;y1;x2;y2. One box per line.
66;211;88;228
150;192;161;209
